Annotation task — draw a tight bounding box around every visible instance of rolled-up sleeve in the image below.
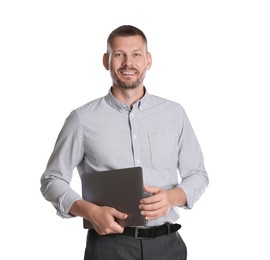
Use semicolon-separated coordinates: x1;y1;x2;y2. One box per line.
177;108;209;209
40;111;84;218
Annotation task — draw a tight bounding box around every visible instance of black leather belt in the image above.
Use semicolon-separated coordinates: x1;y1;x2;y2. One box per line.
120;223;181;239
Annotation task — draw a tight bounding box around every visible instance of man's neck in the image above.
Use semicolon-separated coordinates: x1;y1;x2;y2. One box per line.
111;85;145;107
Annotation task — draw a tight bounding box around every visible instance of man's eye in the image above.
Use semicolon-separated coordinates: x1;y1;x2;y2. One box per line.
133;53;141;57
114;53;124;57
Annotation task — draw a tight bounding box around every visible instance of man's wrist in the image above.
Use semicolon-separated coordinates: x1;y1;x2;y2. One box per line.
169;187;187;207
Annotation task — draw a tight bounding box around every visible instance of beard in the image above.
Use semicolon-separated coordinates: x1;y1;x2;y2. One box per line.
111;67;146;90
114;77;144;89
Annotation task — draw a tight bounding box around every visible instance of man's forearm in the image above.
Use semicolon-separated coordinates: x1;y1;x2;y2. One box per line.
69;199;98;219
168;187;187;207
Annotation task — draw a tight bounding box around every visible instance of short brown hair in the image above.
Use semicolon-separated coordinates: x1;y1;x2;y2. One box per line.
107;25;148;52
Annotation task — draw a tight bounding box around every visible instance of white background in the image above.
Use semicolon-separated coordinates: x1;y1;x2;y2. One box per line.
1;1;269;259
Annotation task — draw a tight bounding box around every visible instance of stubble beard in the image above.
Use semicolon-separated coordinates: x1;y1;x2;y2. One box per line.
112;70;146;90
115;77;143;89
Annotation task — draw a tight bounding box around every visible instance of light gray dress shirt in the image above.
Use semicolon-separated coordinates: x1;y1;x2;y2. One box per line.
40;89;209;227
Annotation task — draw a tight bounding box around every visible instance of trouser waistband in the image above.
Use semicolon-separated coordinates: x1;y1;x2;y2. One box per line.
119;223;181;239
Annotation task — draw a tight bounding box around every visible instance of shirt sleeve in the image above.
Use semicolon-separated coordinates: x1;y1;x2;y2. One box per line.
40;110;84;218
177;108;209;209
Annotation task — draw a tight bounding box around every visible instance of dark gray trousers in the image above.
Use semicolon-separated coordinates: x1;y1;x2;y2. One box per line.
84;229;187;260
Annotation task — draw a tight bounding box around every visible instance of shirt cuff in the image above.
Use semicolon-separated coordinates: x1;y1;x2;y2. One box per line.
177;184;197;209
56;192;82;218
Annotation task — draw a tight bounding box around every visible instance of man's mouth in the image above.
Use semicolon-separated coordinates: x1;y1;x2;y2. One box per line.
119;68;138;76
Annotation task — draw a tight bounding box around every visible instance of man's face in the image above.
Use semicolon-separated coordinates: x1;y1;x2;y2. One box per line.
104;35;152;89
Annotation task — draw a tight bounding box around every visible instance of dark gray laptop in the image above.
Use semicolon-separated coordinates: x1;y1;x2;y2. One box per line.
81;167;146;229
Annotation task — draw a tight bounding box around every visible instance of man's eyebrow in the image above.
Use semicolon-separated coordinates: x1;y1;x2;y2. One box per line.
112;50;125;53
110;48;145;55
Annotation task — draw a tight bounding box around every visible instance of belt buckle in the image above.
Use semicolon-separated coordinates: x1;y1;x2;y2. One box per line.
134;227;146;239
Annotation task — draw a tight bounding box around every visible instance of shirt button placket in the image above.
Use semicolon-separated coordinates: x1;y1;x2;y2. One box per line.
129;111;141;167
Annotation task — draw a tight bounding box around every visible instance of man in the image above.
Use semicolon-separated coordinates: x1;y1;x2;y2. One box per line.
41;25;209;260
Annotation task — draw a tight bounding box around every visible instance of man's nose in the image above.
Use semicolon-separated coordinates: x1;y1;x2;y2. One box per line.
122;55;134;67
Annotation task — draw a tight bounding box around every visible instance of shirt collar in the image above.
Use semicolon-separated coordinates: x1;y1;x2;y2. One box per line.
105;87;149;112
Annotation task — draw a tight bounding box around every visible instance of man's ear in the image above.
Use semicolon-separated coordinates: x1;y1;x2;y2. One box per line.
103;53;109;70
147;52;152;70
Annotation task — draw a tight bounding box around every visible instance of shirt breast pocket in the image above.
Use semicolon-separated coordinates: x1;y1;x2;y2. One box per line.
148;132;178;169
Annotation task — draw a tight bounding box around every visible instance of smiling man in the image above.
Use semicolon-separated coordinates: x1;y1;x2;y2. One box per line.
41;25;209;260
104;34;151;91
103;31;152;107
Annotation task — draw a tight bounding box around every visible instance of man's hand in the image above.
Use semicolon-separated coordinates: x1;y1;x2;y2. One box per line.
139;186;187;220
89;205;128;235
69;199;127;235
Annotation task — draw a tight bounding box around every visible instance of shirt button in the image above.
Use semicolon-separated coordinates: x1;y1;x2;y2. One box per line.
133;135;137;139
136;159;140;164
